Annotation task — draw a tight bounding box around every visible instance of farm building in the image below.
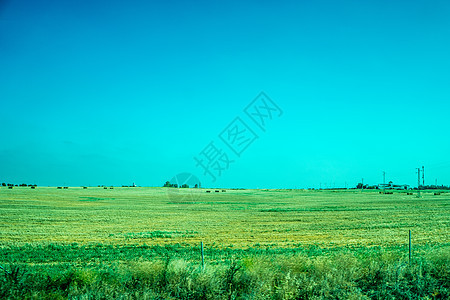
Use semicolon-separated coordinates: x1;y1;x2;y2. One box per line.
378;182;409;190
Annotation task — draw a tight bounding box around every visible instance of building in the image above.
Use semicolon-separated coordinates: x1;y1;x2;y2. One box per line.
379;181;409;190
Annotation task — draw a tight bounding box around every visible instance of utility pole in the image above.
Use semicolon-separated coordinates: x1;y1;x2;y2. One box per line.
422;166;425;187
382;171;386;194
416;168;421;198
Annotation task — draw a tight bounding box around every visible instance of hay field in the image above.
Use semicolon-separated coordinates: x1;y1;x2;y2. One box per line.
1;187;449;299
1;187;448;248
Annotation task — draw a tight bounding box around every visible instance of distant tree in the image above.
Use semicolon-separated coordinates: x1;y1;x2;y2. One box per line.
1;183;5;187
356;183;363;189
194;184;198;188
181;184;189;188
163;181;172;187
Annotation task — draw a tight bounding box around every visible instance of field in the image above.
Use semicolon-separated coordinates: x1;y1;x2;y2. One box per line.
1;187;449;299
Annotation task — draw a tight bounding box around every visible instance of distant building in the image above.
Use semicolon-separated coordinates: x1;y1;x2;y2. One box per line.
379;181;409;190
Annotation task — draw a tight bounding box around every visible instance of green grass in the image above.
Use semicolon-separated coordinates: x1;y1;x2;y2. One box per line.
0;243;448;299
0;187;449;298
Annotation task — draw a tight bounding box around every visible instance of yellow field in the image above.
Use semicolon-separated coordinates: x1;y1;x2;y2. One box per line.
0;187;448;248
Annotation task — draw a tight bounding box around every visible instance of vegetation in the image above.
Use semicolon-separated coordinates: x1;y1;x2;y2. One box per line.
0;243;448;299
164;181;193;188
1;183;37;187
419;185;450;190
0;187;448;298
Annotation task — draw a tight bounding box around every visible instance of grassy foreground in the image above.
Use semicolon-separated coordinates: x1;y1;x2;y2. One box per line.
0;187;449;299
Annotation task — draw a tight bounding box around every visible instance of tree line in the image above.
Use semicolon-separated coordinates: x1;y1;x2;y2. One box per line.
1;183;37;187
163;181;198;188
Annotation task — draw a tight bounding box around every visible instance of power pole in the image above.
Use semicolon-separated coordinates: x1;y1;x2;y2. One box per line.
422;166;425;187
416;168;421;198
382;171;386;194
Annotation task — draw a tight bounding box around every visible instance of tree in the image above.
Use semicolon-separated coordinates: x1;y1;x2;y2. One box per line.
163;181;172;187
1;183;5;187
194;184;198;188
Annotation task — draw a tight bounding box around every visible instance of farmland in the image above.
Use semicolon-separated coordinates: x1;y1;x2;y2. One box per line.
0;187;449;299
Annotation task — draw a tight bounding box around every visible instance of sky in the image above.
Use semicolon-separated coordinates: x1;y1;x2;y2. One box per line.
1;0;449;188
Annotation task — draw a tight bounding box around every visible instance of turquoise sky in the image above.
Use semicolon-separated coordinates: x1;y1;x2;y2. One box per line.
1;0;449;188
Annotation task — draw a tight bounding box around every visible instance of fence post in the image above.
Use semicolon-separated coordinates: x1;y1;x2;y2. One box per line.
409;230;412;263
201;241;205;270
